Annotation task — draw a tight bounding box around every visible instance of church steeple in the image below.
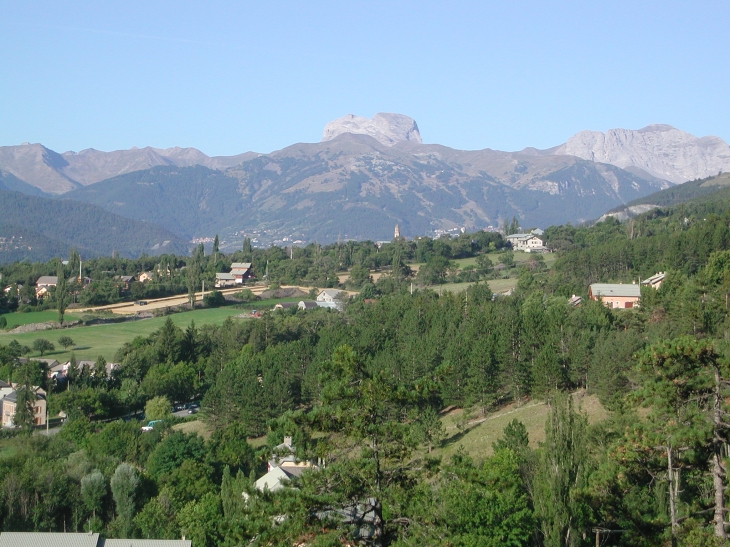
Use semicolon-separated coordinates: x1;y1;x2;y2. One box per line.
394;224;400;239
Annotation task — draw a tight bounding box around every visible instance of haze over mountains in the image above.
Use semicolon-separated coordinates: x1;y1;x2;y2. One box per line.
1;114;728;257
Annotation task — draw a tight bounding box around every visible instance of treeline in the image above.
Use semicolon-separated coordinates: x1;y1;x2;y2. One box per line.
0;230;507;312
544;199;730;296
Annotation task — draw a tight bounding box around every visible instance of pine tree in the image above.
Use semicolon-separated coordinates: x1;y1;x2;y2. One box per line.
635;337;729;541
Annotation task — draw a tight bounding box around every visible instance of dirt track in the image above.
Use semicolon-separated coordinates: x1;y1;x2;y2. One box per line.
67;285;312;315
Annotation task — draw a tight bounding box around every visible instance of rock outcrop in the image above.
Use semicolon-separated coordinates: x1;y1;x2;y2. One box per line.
321;113;422;146
552;124;730;184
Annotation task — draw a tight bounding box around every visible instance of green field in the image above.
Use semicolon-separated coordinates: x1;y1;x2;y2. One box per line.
450;251;557;269
184;391;608;460
0;310;61;329
434;392;607;460
0;306;250;362
432;278;518;295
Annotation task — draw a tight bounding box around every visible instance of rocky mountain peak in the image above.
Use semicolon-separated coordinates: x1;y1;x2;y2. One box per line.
637;124;675;133
553;125;730;183
321;113;422;146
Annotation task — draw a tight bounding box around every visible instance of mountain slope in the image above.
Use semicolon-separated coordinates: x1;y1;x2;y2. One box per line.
601;172;730;221
0;170;50;197
0;188;190;263
64;132;669;245
0;224;72;264
0;143;258;194
531;124;730;184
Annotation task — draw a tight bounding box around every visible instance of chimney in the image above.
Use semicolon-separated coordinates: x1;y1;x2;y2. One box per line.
284;436;293;447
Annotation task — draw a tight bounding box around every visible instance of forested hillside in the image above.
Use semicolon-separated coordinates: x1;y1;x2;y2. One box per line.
0;189;191;263
4;197;730;545
604;171;730;219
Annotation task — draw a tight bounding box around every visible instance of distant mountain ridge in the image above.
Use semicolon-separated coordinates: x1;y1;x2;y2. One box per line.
524;124;730;184
63;132;668;245
0;188;190;263
6;118;728;196
0;143;258;194
3;115;728;247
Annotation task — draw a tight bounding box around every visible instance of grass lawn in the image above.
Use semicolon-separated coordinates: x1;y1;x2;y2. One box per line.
173;419;272;448
429;277;519;295
451;251;557;269
0;306;249;362
487;277;519;293
173;419;213;440
434;392;607;461
0;310;60;329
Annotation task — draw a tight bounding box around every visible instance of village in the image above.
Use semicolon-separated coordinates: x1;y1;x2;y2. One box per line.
0;225;667;436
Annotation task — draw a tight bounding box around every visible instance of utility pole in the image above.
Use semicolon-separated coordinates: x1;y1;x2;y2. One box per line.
593;528;625;546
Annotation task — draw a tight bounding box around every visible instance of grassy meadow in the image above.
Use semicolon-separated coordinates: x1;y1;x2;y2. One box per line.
0;310;61;329
0;306;249;362
433;391;607;460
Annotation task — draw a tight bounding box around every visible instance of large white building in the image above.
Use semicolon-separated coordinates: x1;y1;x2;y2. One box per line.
505;232;546;252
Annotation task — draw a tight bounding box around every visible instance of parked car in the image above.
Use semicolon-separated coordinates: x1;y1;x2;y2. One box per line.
141;420;163;432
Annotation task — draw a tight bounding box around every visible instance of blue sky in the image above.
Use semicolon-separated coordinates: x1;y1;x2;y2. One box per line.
2;1;729;155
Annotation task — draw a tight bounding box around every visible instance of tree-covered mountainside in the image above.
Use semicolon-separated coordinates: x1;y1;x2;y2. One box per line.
64;134;668;245
0;224;71;264
63;165;244;240
603;171;730;219
0;188;191;263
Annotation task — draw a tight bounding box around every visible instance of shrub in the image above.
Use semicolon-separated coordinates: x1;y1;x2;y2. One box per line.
203;291;226;308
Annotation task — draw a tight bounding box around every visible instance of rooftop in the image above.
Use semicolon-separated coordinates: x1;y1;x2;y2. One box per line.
589;283;641;297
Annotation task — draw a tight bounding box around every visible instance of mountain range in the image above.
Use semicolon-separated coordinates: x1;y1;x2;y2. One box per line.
0;172;189;263
1;114;729;255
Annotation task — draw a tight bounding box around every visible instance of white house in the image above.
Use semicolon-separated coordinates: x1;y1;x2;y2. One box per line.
505;233;545;252
317;289;345;303
253;436;317;492
642;272;666;290
215;272;236;288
